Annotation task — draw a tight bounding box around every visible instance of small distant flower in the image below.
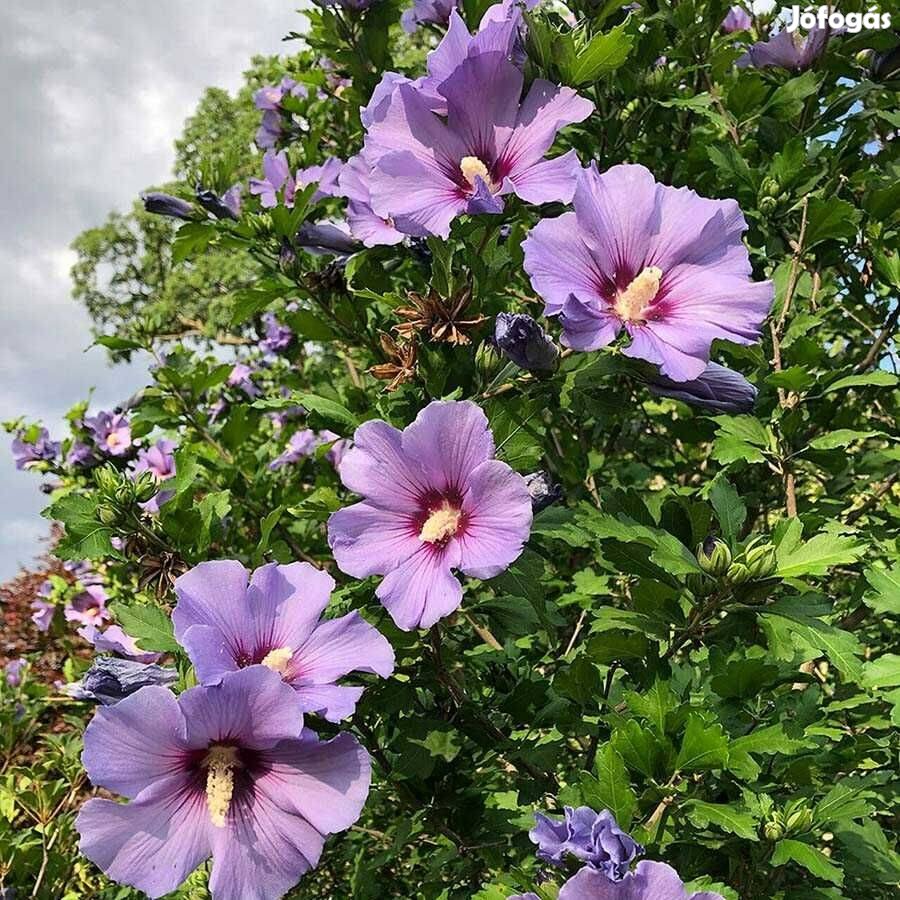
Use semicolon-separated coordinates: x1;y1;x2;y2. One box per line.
11;427;59;470
250;150;296;209
196;184;242;220
256;109;284;149
647;362;758;413
141;192;195;220
5;658;26;687
134;439;176;481
721;5;751;33
269;429;319;471
31;598;56;631
328;400;533;630
227;363;261;399
557;861;725;900
524;470;563;513
338;154;405;247
494;313;559;372
78;623;162;664
363;46;593;238
321;431;352;471
320;57;352;92
259;312;293;356
174;561;394;722
401;0;458;32
530;806;643;879
85;411;132;457
65;559;103;585
75;666;371;897
737;27;829;72
65;657;178;705
254;77;309;148
296;156;343;203
208;398;228;422
65;585;110;628
523;163;773;381
66;440;97;468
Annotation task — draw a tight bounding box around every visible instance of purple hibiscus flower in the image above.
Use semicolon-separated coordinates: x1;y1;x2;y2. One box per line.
530;806;643;880
522;163;773;381
327;400;533;631
254;77;309;148
173;561;394;723
720;5;751;33
75;666;371;899
647;362;758;413
85;411;132;457
196;184;242;220
227;363;261;399
338;154;405;247
260;312;294;356
737;27;829;72
557;861;725;900
362;48;593;238
5;658;26;686
134;439;177;514
401;0;457;32
269;429;320;471
320;430;351;471
11;427;59;470
31;598;56;631
250;150;296;209
78;623;162;664
296;156;344;202
64;584;110;628
66;440;97;468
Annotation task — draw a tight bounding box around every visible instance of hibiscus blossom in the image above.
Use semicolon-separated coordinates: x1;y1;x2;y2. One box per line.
76;666;370;899
173;560;394;722
522;163;772;381
737;27;829;72
327;400;533;630
556;861;725;900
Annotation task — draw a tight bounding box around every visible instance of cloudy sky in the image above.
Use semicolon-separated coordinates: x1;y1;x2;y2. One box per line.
0;1;304;580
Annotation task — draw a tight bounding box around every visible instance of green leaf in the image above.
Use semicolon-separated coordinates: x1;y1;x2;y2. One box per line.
776;531;864;578
623;679;678;734
710;658;779;699
92;335;143;352
43;493;114;560
771;839;844;886
730;724;813;758
566;21;633;85
611;720;664;778
172;450;201;497
256;506;284;560
286;309;339;342
803;198;861;248
295;394;358;430
824;371;898;393
585;745;636;827
675;715;729;772
112;602;179;653
861;654;900;689
815;783;872;826
414;727;462;763
708;476;746;544
683;801;758;841
172;221;216;263
863;564;900;616
809;429;884;450
197;490;231;549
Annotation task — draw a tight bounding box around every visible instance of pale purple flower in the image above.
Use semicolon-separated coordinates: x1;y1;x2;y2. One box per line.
196;184;242;220
257;110;284;149
260;312;294;356
134;439;176;481
173;561;394;722
65;585;110;628
296;156;344;203
78;623;162;664
254;78;309;148
647;362;757;413
142;192;195;220
337;154;405;247
558;861;724;900
85;411;132;457
530;807;643;879
494;312;559;372
66;441;97;468
508;895;540;900
269;429;320;471
737;27;829;72
11;427;59;470
250;150;296;209
321;431;351;471
65;559;103;585
522;163;773;381
31;598;55;632
5;658;26;687
67;657;178;705
76;666;371;898
721;5;751;33
227;363;261;399
401;0;458;32
327;400;533;631
362;46;593;238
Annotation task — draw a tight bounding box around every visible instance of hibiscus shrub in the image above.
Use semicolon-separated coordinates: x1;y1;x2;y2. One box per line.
4;1;900;898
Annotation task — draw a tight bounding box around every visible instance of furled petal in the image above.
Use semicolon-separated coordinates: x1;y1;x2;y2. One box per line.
328;501;422;578
401;400;495;493
81;686;189;798
560;295;623;351
77;777;212;900
458;459;532;579
376;543;463;630
178;666;305;751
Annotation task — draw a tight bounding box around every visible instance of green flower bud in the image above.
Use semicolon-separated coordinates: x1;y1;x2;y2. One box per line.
759;196;778;214
745;543;778;580
97;504;119;525
727;561;752;584
697;537;732;577
763;811;786;841
760;176;780;198
475;339;503;383
785;806;814;835
114;482;136;505
94;464;120;494
133;471;160;504
686;572;715;598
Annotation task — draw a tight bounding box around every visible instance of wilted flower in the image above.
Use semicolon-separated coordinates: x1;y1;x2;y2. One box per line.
494;313;559;372
401;0;458;32
737;28;829;72
328;400;533;630
5;658;26;687
66;657;178;705
269;430;320;471
370;333;418;392
362;44;593;238
524;470;563;513
523;163;772;381
395;288;486;346
647;362;758;413
85;411;132;457
141;192;195;220
196;184;242;220
557;861;724;899
173;560;394;722
78;623;162;664
530;806;643;879
720;5;752;33
227;363;261;398
75;666;371;898
259;312;294;355
11;427;59;469
65;584;111;627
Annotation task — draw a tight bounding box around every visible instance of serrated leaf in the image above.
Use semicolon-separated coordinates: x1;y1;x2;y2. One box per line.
683;801;758;841
776;531;864;578
113;602;179;653
863;564;900;615
771;839;844;885
708;476;746;544
861;654;900;689
567;21;633;85
824;371;898;393
585;745;636;828
804;198;861;248
809;429;884;450
675;715;729;772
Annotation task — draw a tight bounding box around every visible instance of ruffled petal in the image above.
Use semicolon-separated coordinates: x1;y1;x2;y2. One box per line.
560;295;622;351
172;560;250;644
293;683;365;722
328;501;422;579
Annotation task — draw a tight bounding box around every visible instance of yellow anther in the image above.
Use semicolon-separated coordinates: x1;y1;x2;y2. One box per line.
261;646;293;675
614;266;662;322
204;745;240;828
460;156;493;190
419;502;462;544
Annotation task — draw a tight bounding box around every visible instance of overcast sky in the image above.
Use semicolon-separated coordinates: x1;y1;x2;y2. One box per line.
0;1;304;581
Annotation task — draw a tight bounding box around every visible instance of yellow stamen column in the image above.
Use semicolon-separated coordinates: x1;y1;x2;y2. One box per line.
204;745;240;827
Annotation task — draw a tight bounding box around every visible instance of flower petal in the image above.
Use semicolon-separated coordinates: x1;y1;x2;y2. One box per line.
172;560;250;644
328;501;422;579
292;683;365;722
560;295;622;351
507;148;583;205
180;624;239;685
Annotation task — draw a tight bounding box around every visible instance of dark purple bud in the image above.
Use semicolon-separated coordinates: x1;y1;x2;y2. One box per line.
195;184;241;220
67;657;178;705
647;362;757;414
494;313;559;373
296;221;361;258
524;471;563;514
141;192;195;221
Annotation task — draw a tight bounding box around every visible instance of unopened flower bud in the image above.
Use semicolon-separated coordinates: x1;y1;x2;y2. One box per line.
94;464;119;494
114;482;136;505
524;471;564;513
785;806;814;835
760;176;780;199
647;363;757;414
745;543;778;580
493;313;559;374
475;339;503;382
763;817;785;841
141;192;195;221
759;196;778;214
727;561;752;584
134;471;160;503
66;657;178;706
697;537;732;576
97;504;119;525
196;184;241;221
